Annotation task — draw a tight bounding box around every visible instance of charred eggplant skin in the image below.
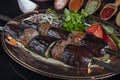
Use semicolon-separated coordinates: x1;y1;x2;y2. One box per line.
62;45;92;68
28;35;56;56
47;27;70;40
80;33;108;57
5;24;24;39
22;20;38;29
82;33;107;46
4;21;36;39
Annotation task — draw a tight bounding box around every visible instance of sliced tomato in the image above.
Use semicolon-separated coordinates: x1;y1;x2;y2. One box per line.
86;24;117;50
86;24;103;39
103;32;117;50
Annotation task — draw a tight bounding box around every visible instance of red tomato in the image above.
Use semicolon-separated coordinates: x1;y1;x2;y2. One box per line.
103;32;117;50
86;24;117;50
86;24;103;39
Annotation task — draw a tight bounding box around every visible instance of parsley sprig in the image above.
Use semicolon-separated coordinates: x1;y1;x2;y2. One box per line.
62;8;88;32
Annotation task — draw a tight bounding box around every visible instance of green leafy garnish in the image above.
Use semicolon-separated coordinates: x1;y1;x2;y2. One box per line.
61;8;88;32
46;8;57;16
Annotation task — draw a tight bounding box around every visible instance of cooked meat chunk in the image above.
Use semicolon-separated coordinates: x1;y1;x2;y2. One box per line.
68;31;85;46
38;22;52;36
51;40;69;60
18;28;39;46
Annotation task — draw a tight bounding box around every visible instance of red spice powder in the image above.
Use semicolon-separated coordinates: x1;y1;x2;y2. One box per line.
101;7;115;19
69;0;82;11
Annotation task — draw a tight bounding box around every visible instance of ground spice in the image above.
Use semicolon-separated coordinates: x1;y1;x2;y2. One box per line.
85;0;99;15
116;12;120;26
101;7;115;19
69;0;83;11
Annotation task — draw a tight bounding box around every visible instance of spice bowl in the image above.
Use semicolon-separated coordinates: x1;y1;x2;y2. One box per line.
100;3;117;20
116;12;120;26
100;0;120;21
68;0;84;11
85;0;101;15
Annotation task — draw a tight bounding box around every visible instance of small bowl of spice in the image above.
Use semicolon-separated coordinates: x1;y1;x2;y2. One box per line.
100;3;117;20
85;0;101;15
100;0;120;20
116;12;120;26
68;0;83;11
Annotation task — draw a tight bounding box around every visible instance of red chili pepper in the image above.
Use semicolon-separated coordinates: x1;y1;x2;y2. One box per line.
103;31;117;50
101;7;114;19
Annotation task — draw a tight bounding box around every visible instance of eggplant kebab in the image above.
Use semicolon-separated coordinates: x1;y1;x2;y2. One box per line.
1;11;117;74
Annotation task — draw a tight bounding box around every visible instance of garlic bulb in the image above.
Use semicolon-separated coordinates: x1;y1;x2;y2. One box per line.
17;0;38;13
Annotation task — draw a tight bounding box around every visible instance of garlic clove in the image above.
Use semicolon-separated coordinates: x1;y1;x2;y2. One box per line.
17;0;38;13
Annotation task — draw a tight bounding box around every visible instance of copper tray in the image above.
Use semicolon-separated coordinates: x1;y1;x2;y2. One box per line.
1;11;120;80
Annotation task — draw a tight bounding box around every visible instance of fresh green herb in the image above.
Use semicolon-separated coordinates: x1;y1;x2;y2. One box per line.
102;25;120;49
46;8;57;16
61;8;88;32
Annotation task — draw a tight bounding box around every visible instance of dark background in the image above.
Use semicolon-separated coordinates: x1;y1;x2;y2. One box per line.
0;0;120;80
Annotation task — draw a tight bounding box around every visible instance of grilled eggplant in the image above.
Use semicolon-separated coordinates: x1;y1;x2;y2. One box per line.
1;12;120;74
38;22;108;57
38;22;70;40
47;27;70;40
0;20;37;39
62;45;92;68
28;35;57;56
80;33;108;57
2;21;108;58
4;21;25;39
51;40;92;68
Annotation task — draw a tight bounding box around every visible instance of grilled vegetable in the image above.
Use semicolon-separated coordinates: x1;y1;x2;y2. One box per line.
0;8;119;73
86;24;103;39
103;31;117;50
80;33;108;57
62;45;92;68
38;22;108;57
3;21;24;39
86;24;117;50
102;25;120;49
28;35;56;57
47;27;70;40
51;40;92;68
38;22;70;40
